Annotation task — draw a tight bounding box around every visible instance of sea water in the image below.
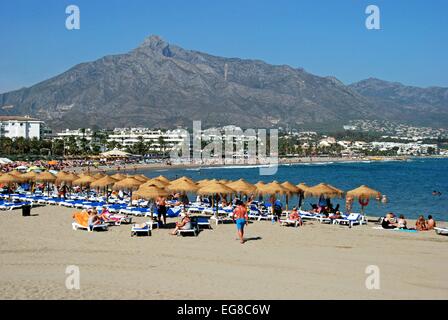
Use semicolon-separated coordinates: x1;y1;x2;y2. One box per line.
134;158;448;221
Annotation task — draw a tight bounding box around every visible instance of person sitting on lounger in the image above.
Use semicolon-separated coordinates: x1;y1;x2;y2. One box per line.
397;214;408;229
382;213;398;229
288;207;303;226
88;209;101;229
426;215;436;230
99;206;111;222
170;211;192;235
415;215;427;231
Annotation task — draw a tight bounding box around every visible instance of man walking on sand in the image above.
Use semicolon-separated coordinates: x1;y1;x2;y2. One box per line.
233;200;248;244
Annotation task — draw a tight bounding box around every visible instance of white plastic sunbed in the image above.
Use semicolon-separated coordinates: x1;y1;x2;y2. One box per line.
434;227;448;235
333;213;366;227
72;222;108;232
131;222;153;236
280;219;301;228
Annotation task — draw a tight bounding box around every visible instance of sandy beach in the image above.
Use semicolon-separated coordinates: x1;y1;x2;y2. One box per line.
0;205;447;300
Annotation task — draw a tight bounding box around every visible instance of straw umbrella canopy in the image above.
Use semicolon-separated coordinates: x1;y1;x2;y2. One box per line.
34;171;56;183
131;175;148;183
257;181;288;196
110;173;127;181
197;181;235;216
72;175;96;187
227;179;256;195
93;173;106;180
326;183;344;195
166;179;199;194
91;176;118;189
113;177;143;191
169;176;195;185
347;185;381;213
133;185;169;200
281;181;301;210
196;178;209;185
304;183;343;198
141;178;168;189
21;171;38;182
136;174;149;181
56;173;79;186
155;175;170;184
0;173;20;198
296;182;311;193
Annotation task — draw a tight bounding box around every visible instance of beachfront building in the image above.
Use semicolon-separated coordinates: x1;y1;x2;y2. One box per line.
56;128;94;141
107;128;188;151
0;116;45;140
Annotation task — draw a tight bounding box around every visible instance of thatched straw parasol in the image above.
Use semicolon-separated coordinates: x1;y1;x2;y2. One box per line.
136;174;149;181
56;173;79;186
113;177;143;191
166;179;198;194
347;185;381;213
93;173;106;180
91;176;118;188
21;171;38;181
197;181;235;216
281;181;301;210
257;181;288;195
35;171;57;183
155;175;170;183
133;185;169;200
0;173;20;198
72;175;96;187
141;178;168;189
227;179;256;195
326;183;344;195
296;182;311;192
304;183;343;198
110;173;127;181
170;176;195;185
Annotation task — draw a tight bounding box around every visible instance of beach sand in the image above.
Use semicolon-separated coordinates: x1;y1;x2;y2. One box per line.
0;205;447;300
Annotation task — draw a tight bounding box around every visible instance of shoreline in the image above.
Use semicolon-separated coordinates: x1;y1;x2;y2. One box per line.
73;155;446;174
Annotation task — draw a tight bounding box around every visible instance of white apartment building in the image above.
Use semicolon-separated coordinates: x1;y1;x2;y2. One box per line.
107;128;188;150
0;116;45;139
56;128;94;141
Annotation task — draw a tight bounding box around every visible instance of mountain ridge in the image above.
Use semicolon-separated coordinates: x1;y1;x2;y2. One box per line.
0;35;446;130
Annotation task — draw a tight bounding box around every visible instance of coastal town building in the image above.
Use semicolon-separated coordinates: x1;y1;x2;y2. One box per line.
0;116;46;140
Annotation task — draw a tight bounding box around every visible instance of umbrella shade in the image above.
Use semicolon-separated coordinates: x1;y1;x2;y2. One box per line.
227;179;256;195
136;174;149;181
281;181;301;194
197;181;235;196
255;181;266;188
0;173;21;185
110;173;127;180
9;170;23;177
34;171;56;183
296;183;311;192
113;177;143;190
56;173;79;185
304;183;343;198
166;179;198;193
56;171;69;179
21;171;38;181
347;185;381;199
170;176;195;185
141;179;168;189
91;176;118;188
257;181;288;195
72;175;96;186
133;185;169;200
326;183;344;195
155;175;170;183
93;173;106;180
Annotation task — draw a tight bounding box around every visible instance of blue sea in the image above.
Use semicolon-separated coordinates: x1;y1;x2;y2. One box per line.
131;158;448;221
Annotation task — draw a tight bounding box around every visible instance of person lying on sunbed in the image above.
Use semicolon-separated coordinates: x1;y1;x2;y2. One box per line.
288;207;303;226
170;211;192;235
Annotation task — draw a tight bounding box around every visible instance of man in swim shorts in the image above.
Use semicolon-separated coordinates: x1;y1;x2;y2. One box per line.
233;200;248;244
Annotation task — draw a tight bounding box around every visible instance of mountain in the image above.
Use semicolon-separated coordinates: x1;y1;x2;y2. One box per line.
0;35;446;130
349;78;448;128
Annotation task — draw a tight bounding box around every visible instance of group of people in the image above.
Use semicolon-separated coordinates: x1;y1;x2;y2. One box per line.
381;213;436;231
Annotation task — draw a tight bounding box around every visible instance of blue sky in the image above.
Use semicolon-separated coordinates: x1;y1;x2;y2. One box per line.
0;0;447;93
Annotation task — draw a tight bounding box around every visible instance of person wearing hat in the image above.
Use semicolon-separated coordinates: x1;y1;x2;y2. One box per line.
170;209;192;235
232;200;248;244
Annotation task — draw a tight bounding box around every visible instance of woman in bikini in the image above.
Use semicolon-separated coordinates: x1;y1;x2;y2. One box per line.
233;200;248;244
170;211;192;235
